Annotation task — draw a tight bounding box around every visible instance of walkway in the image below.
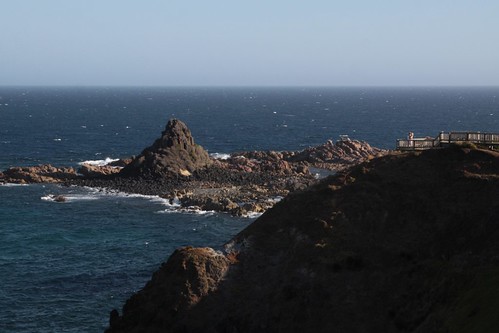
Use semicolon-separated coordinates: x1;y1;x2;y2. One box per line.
396;131;499;151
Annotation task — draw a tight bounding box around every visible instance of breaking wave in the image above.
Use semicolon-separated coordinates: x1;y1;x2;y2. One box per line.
210;153;231;160
78;157;120;167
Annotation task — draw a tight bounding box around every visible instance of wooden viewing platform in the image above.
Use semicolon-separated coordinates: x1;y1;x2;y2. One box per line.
396;131;499;151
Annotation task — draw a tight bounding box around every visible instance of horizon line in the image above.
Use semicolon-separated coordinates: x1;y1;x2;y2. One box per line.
1;84;499;89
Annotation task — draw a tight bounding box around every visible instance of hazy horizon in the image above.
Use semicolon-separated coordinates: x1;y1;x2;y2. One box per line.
2;1;499;87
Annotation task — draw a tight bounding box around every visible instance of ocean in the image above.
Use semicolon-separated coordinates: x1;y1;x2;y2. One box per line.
1;87;498;332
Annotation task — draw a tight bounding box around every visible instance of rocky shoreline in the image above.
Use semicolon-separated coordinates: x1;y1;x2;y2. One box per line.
0;119;386;216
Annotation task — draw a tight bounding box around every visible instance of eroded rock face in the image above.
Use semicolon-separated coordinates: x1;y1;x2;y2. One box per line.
0;164;77;184
286;139;386;169
120;119;212;178
106;146;499;333
77;164;123;178
231;139;387;173
106;247;230;333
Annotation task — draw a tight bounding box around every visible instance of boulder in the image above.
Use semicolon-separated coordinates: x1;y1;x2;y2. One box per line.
106;247;230;332
53;195;66;202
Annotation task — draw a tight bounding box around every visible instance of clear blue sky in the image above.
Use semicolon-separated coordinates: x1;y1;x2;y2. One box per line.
1;0;498;86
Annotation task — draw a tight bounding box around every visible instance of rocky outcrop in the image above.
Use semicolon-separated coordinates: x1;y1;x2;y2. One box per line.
0;164;77;184
77;164;123;178
106;146;499;332
224;151;294;175
176;185;281;217
120;119;212;178
286;138;386;170
77;158;133;178
1;119;387;216
231;139;386;173
108;247;231;332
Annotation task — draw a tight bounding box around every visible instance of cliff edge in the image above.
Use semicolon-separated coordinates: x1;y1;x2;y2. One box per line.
106;145;499;333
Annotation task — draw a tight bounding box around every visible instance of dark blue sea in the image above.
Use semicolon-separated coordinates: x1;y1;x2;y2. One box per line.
1;87;498;332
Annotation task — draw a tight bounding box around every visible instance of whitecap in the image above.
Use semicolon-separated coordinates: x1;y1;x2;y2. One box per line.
62;194;99;201
41;193;97;202
1;183;29;187
156;206;215;216
186;208;216;216
80;186;179;207
243;211;263;219
161;205;217;216
155;209;177;214
210;153;231;160
40;195;54;201
78;157;120;167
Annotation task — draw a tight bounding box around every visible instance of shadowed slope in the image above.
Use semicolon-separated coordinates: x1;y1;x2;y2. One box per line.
108;145;499;332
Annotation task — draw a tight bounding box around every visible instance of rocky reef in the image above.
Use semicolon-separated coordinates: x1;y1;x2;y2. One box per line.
1;119;384;216
0;164;78;184
106;145;499;332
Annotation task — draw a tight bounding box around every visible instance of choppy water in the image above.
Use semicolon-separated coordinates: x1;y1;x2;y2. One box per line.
0;87;498;332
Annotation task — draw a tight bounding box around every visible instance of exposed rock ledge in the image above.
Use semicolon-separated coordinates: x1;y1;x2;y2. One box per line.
0;119;386;215
0;164;78;184
106;146;499;332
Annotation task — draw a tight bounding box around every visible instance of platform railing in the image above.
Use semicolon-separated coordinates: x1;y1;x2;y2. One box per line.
396;138;437;150
396;131;499;150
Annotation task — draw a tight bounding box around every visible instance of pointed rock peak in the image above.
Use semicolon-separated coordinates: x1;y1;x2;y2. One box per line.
154;119;195;150
120;119;212;178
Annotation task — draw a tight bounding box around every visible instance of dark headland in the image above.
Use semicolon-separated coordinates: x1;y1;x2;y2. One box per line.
105;144;499;333
3;119;498;332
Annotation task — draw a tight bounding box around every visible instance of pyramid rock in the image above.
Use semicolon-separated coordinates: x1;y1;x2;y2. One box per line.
120;119;212;178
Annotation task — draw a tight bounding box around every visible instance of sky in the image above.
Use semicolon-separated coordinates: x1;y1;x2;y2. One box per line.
1;0;498;87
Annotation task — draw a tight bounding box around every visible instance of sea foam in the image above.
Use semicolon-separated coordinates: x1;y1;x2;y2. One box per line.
210;153;231;160
78;157;120;167
41;193;99;202
243;211;264;219
1;183;29;187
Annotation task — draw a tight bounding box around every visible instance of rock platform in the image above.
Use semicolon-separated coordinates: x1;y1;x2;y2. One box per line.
1;119;387;215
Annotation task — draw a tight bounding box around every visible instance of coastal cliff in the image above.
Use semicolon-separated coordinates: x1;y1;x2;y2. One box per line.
106;145;499;332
